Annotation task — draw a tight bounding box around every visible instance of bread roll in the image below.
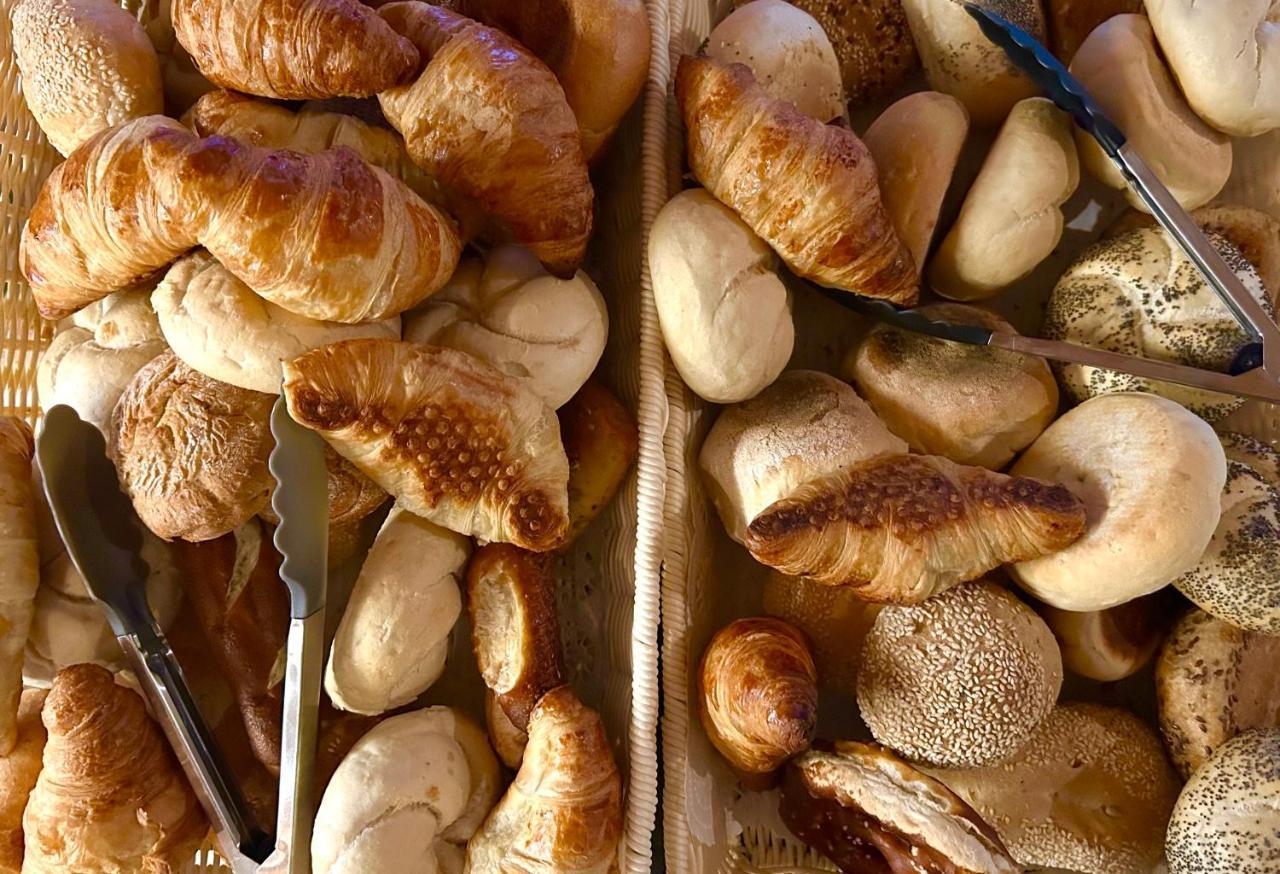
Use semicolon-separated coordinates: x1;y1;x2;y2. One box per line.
153;251;400;395
483;688;526;769
707;0;845;122
1044;224;1269;420
1011;393;1227;610
1045;0;1141;62
112;350;276;542
899;0;1043;126
259;442;387;531
36;290;166;435
312;706;500;874
649;189;794;404
1147;0;1280;136
11;0;163;155
0;687;44;873
931;97;1079;299
557;380;638;547
862;92;969;273
848;303;1058;469
403;245;607;410
1038;590;1177;682
0;420;37;758
1069;14;1231;211
326;507;469;715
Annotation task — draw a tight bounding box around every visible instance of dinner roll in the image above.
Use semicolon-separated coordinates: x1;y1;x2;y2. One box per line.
36;290;166;435
1069;15;1231;211
899;0;1043;126
1038;590;1177;682
649;189;794;404
1044;0;1142;62
848;304;1058;469
154;252;401;395
858;581;1062;768
707;0;845;122
1173;433;1280;634
1043;225;1269;420
1147;0;1280;136
862;92;969;273
404;245;607;410
1010;393;1227;611
927;704;1180;874
1156;609;1280;780
699;370;907;543
931;98;1079;300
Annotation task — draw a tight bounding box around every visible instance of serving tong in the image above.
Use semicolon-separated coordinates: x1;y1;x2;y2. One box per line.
815;4;1280;405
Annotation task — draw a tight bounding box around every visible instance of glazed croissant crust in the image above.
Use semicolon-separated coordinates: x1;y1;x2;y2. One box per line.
676;55;918;304
746;453;1087;604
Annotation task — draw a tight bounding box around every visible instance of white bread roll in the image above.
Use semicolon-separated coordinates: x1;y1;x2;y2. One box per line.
36;289;166;436
312;706;499;874
706;0;845;122
862;92;968;274
1044;224;1269;421
699;370;907;543
898;0;1043;126
404;245;607;410
1010;393;1226;611
931;97;1079;300
325;507;469;715
1069;14;1231;212
153;252;400;395
649;189;794;404
1146;0;1280;137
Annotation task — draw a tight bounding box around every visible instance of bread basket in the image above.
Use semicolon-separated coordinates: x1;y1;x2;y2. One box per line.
646;2;1280;872
0;0;664;869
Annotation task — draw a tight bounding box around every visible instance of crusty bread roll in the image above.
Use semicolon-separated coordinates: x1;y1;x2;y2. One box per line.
1044;224;1269;421
0;688;46;873
931;97;1079;300
862;92;969;273
649;189;794;404
11;0;163;155
326;507;469;715
847;303;1058;469
112;350;275;542
403;245;607;410
899;0;1043;126
153;251;400;395
312;706;500;874
1045;0;1141;62
1069;14;1231;211
1147;0;1280;136
259;442;387;531
699;371;907;544
707;0;845;122
557;379;638;547
1039;590;1177;682
1011;393;1227;611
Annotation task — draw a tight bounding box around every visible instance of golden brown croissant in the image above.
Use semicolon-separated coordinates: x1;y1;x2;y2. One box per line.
746;454;1087;604
377;2;594;277
0;419;38;758
144;124;462;323
19;116;192;320
283;339;571;551
676;55;918;304
699;617;817;783
22;664;207;874
466;687;622;874
0;688;46;874
171;0;420;99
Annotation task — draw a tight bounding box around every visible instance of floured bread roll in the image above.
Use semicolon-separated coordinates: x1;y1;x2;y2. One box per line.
154;252;400;394
1044;224;1269;420
1011;393;1227;610
37;289;167;435
403;245;607;410
283;339;570;551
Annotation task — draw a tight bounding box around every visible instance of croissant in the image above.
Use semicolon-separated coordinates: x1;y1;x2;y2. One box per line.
282;339;571;551
0;688;45;873
143;125;462;323
19;116;193;320
377;2;594;277
22;664;207;874
746;453;1087;604
0;419;38;758
699;617;818;783
676;55;918;304
466;687;622;874
171;0;420;99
